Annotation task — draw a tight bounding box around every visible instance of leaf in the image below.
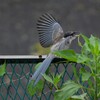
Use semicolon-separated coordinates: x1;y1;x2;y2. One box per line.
71;93;87;100
89;35;98;55
54;81;81;100
53;49;77;62
81;34;89;44
80;34;99;56
78;34;83;47
80;68;91;82
89;35;96;48
82;43;91;55
94;38;99;55
97;92;100;97
72;65;79;80
34;62;42;70
85;35;100;56
62;80;81;91
98;39;100;52
27;80;44;96
0;62;6;76
53;73;62;88
82;72;91;82
42;74;53;84
76;54;90;63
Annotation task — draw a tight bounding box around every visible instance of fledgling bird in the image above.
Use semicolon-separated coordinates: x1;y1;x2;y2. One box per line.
30;13;79;86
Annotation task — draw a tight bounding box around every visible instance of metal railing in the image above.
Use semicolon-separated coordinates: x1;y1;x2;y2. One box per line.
0;56;85;100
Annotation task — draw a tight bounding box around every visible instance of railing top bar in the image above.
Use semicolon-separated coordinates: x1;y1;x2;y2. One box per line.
0;55;67;64
0;55;47;59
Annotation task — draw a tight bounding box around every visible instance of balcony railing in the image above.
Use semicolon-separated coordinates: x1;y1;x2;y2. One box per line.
0;55;85;100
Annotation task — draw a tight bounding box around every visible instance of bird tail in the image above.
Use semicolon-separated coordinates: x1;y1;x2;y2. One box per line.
30;54;54;85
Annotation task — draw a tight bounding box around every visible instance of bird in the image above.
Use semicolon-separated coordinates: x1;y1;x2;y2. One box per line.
30;13;79;86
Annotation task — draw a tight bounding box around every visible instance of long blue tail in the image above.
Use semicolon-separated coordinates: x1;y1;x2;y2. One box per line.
31;54;54;85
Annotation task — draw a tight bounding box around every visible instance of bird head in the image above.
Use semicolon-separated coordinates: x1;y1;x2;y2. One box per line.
64;31;79;39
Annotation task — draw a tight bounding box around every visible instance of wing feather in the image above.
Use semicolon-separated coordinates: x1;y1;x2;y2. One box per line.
37;13;64;47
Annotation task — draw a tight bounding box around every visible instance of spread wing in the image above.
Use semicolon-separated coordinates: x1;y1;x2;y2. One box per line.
37;13;64;47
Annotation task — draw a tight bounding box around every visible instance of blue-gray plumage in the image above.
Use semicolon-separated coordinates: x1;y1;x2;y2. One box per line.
30;13;78;86
32;54;54;85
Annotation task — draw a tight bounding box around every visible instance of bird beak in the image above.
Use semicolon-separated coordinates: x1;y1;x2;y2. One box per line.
64;31;80;38
75;34;80;37
73;31;80;37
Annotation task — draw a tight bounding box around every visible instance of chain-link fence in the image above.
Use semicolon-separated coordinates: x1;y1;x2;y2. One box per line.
0;56;87;100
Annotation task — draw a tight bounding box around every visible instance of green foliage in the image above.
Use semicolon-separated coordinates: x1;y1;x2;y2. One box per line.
71;93;87;100
43;73;62;89
53;34;100;100
42;74;53;84
80;68;91;82
27;62;44;96
0;62;6;76
27;80;44;96
54;81;81;100
53;50;77;62
28;34;100;100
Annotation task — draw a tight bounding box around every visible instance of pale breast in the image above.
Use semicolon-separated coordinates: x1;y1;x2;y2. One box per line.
51;38;70;52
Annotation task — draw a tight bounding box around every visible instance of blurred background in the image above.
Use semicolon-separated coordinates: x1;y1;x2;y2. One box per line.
0;0;100;55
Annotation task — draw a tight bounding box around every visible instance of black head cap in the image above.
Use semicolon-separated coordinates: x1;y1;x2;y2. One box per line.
64;31;79;38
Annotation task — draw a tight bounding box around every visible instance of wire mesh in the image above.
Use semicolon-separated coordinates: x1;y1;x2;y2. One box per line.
0;57;91;100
